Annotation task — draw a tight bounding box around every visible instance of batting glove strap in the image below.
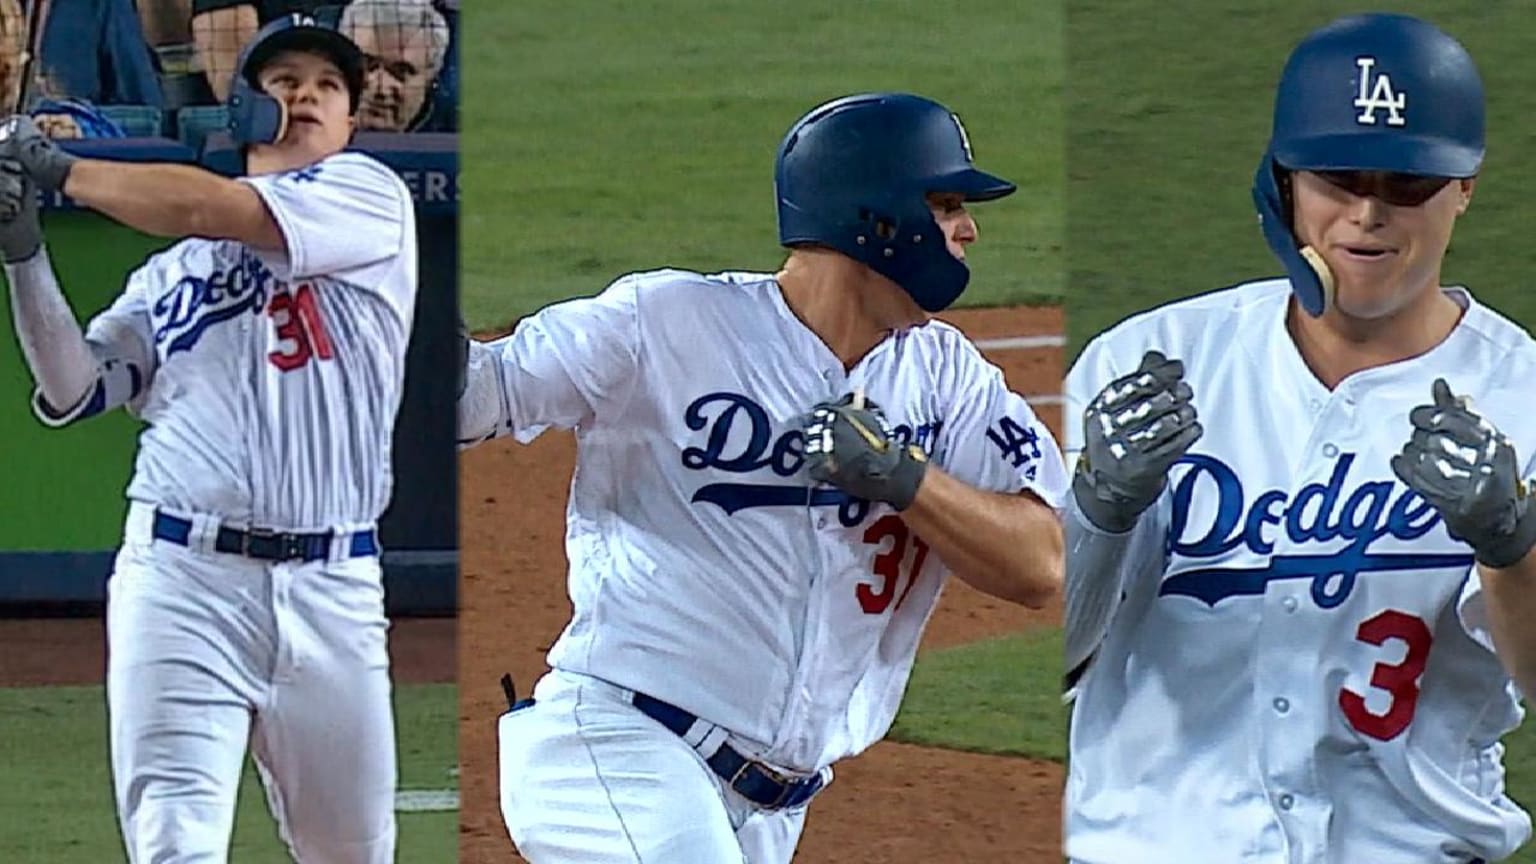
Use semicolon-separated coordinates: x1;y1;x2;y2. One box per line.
1071;465;1157;535
1473;511;1536;570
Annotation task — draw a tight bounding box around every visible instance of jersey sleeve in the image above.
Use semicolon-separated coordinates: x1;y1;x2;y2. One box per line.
459;275;641;445
31;264;157;426
935;348;1068;510
239;153;410;285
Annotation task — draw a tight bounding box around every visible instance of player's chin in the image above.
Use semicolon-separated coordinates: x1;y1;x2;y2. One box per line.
1331;279;1415;320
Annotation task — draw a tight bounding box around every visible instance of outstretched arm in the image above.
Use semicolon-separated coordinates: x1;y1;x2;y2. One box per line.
0;161;153;424
0;115;283;250
64;160;285;251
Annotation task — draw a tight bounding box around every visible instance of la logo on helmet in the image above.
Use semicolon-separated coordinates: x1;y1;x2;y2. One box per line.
1354;56;1406;126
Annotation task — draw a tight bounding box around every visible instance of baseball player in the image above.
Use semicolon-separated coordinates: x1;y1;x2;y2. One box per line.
459;92;1067;863
1063;14;1536;863
2;15;416;863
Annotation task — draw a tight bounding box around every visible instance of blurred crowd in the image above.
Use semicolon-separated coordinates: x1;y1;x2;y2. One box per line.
1;0;457;142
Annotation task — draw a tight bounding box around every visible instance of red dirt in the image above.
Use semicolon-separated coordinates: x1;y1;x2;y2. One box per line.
0;617;455;687
458;305;1066;863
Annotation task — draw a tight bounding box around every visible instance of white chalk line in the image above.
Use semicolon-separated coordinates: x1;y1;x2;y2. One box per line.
974;334;1065;350
970;332;1064;407
396;789;459;812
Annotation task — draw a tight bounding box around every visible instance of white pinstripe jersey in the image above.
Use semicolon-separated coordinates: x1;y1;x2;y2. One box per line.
1064;278;1534;864
47;153;418;531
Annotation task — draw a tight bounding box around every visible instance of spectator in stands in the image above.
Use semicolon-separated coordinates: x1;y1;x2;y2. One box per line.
341;0;449;132
0;0;24;111
39;0;164;107
0;0;161;111
191;0;330;101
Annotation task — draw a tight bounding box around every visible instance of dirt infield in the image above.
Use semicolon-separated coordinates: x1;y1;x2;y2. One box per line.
458;305;1067;863
0;617;455;687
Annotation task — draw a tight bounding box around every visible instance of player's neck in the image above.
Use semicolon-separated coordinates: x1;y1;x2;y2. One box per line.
245;144;333;177
776;252;924;370
1285;283;1463;390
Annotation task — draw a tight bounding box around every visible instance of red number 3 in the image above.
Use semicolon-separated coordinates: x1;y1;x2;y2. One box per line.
858;514;931;615
268;283;335;371
1338;609;1433;741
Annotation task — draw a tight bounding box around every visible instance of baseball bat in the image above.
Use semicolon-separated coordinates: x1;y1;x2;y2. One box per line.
14;0;53;114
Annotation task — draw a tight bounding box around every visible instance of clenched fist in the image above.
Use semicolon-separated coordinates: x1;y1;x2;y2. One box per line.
0;114;78;192
1391;378;1536;569
1073;350;1203;532
802;392;929;511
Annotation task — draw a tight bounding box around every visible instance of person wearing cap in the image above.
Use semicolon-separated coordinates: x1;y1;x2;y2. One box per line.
1061;13;1536;863
0;15;417;863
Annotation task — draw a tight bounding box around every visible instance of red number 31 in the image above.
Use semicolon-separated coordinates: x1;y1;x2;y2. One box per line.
859;514;931;615
268;283;334;371
1339;609;1433;741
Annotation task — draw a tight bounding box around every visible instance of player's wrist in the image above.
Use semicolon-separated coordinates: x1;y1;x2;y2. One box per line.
1070;470;1149;534
886;446;929;511
1472;512;1536;570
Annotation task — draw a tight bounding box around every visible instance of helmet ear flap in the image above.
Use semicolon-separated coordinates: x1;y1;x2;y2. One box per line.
227;77;287;145
1252;155;1335;317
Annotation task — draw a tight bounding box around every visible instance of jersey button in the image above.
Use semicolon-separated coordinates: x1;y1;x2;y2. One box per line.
1282;596;1298;613
1278;793;1295;810
1308;398;1322;413
1322;443;1339;458
816;516;828;529
1273;697;1290;714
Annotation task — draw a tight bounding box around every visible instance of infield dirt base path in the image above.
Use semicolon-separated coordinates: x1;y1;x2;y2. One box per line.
459;306;1067;863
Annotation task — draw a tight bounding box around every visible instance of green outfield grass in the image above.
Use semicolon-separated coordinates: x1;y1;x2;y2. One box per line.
889;627;1065;758
0;214;167;550
461;0;1063;328
1066;1;1536;357
0;683;456;862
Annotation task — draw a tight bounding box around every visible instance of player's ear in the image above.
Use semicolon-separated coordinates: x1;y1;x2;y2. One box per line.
1455;177;1476;215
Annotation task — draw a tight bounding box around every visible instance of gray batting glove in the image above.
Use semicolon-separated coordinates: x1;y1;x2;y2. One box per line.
0;159;42;263
1073;350;1204;533
1390;378;1536;569
0;114;78;192
802;392;929;510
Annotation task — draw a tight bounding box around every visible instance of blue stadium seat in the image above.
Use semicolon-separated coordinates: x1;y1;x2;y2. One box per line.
97;106;163;138
176;105;231;151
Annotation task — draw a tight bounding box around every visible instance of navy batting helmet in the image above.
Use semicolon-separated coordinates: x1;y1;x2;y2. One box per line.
774;93;1015;312
1253;13;1484;316
227;13;365;146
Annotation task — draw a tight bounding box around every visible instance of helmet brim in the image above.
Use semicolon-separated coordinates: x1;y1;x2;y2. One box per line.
930;167;1017;202
1273;133;1483;178
245;26;366;114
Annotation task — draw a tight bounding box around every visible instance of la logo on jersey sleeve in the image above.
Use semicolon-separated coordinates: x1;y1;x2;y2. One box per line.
987;415;1043;481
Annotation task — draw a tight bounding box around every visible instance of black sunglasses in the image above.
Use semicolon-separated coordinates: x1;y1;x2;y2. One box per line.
1312;170;1455;207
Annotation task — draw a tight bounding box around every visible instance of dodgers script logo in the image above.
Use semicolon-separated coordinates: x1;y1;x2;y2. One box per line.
152;253;276;356
1354;56;1406;127
1160;452;1472;608
681;391;942;527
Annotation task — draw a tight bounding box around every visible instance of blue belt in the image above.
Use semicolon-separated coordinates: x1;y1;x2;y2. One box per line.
631;692;824;810
151;511;378;562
